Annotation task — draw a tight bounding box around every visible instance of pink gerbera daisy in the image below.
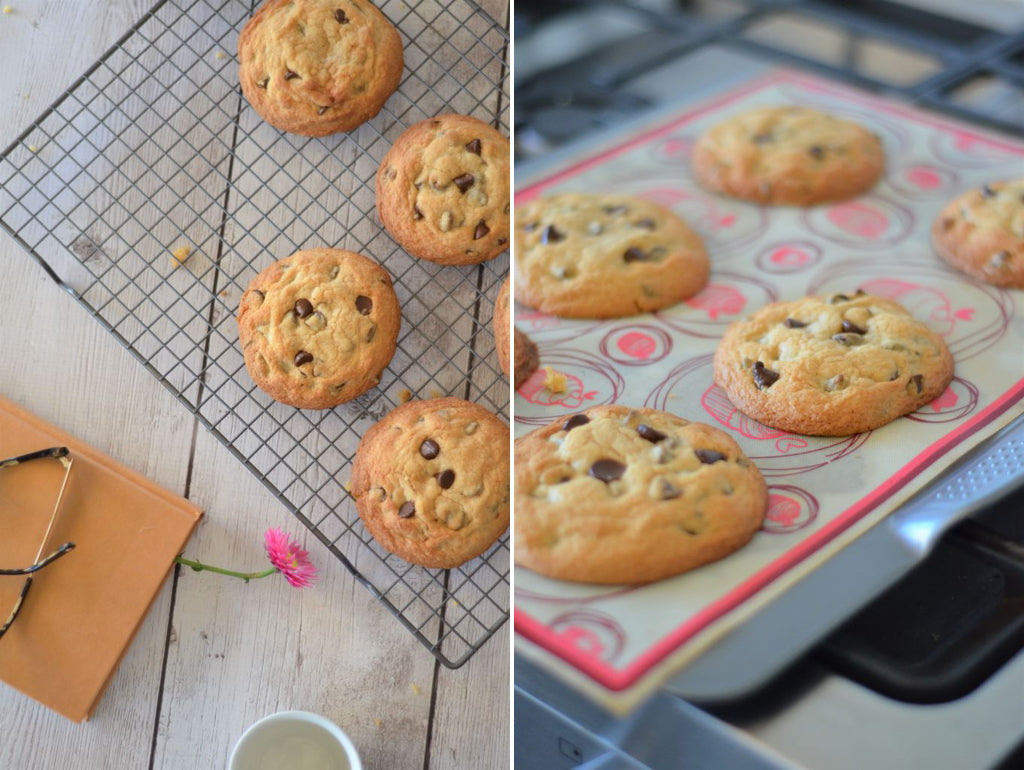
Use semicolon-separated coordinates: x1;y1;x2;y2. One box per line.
264;527;318;588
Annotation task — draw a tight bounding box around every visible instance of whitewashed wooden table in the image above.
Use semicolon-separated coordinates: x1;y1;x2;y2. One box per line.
0;2;509;768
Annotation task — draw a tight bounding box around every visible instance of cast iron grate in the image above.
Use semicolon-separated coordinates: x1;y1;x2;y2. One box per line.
0;0;510;668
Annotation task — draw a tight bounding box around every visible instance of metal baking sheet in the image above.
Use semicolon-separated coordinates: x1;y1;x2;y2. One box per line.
513;70;1024;711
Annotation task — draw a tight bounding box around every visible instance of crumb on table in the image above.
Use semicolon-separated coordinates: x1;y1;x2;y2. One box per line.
2;7;12;15
410;683;421;695
214;51;226;60
398;388;412;403
27;145;37;153
170;244;192;268
543;366;568;395
373;718;383;729
429;389;443;399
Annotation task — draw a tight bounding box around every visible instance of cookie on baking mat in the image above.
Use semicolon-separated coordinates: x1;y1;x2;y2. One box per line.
376;114;510;265
493;277;539;390
692;106;884;206
351;398;510;568
932;179;1024;289
513;193;709;319
514;405;767;585
238;248;400;409
713;292;954;436
238;0;403;136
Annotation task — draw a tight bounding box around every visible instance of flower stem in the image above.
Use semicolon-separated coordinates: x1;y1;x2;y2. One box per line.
174;555;277;583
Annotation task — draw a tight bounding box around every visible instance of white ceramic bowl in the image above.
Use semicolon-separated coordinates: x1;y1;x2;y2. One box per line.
228;710;362;770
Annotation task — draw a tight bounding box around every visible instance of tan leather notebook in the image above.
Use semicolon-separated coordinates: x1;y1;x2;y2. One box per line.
0;395;202;722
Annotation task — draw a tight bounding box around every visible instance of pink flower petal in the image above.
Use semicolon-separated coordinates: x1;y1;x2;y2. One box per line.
264;527;318;588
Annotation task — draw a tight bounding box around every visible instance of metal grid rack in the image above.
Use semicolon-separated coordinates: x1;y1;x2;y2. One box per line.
0;0;510;668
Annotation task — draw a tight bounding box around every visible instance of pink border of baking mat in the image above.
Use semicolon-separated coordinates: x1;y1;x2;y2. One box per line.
513;70;1024;696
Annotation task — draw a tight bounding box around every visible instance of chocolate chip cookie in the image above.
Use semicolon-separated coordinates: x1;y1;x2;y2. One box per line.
693;106;885;206
514;405;767;585
514;193;709;318
493;277;539;390
238;248;400;409
238;0;403;136
350;398;510;568
932;179;1024;289
376;114;510;265
713;292;954;436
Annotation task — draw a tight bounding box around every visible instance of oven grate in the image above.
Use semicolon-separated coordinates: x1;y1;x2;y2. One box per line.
0;0;510;668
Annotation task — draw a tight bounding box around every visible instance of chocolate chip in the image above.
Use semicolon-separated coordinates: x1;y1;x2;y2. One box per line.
890;370;900;381
841;320;866;335
784;318;807;328
420;439;439;459
413;205;424;220
623;247;646;263
808;145;825;159
318;106;329;115
436;469;456;489
589;459;626;483
453;173;475;193
356;296;372;315
496;238;507;246
474;221;490;240
294;298;313;318
911;374;924;394
294;350;313;366
832;333;863;346
828;293;851;304
398;501;415;518
981;184;995;198
285;69;300;80
257;77;269;89
752;361;780;390
604;205;629;216
541;225;565;244
752;132;773;144
633;219;657;230
335;9;349;23
695;449;726;464
659;480;682;500
637;424;667;443
563;414;589;431
465;138;481;155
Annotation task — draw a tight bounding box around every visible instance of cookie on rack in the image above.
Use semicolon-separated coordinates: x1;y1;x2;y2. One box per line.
514;405;767;585
932;179;1024;289
376;114;510;265
350;398;510;568
692;106;885;206
513;193;709;318
237;0;403;136
237;248;400;409
493;277;539;390
713;292;954;436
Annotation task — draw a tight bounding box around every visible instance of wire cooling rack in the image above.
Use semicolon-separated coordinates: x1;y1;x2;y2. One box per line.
0;0;510;668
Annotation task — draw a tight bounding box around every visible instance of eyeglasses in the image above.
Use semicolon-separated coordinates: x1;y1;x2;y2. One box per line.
0;447;76;640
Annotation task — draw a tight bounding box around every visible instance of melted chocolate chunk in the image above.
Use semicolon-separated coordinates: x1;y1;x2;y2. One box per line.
257;77;269;89
660;480;682;500
355;296;372;315
623;247;646;263
285;69;300;80
695;449;726;464
911;374;924;394
294;350;313;366
981;184;996;198
563;414;589;432
633;219;657;230
465;138;482;155
829;293;851;304
453;173;475;193
294;298;314;318
589;459;626;483
334;9;349;23
413;205;424;220
541;225;565;244
832;333;864;346
784;317;807;328
317;106;329;115
808;145;825;159
752;361;780;389
436;469;456;489
398;501;416;518
841;319;866;335
419;439;439;459
473;221;490;240
604;204;629;216
637;424;667;443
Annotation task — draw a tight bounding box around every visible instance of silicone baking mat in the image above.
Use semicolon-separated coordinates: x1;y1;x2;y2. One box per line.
514;70;1024;708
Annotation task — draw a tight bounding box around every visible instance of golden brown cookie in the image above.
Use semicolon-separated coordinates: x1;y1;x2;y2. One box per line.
693;106;885;206
376;114;510;265
932;179;1024;288
238;0;403;136
350;398;510;568
514;405;767;585
513;329;540;391
238;248;400;409
514;193;709;318
493;277;539;390
713;292;954;436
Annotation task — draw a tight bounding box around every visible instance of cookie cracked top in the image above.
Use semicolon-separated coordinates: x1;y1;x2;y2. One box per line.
932;178;1024;288
238;0;403;136
513;193;709;319
515;405;767;584
376;114;511;265
713;292;954;436
238;248;400;409
350;398;511;568
693;106;885;206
